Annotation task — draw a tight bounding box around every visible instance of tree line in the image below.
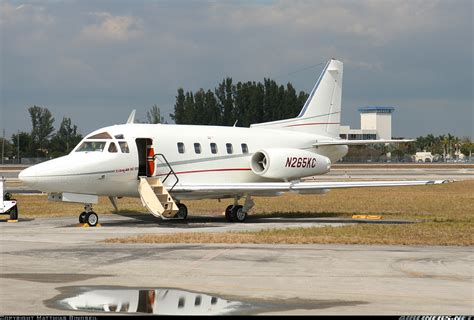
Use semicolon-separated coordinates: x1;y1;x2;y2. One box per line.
1;106;83;160
170;77;309;127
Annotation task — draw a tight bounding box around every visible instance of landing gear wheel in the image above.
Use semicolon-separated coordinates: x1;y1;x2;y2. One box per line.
79;212;87;224
177;203;188;220
85;212;99;227
225;205;234;222
230;205;246;223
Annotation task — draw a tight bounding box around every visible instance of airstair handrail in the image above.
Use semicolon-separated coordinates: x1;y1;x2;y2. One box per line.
153;153;179;192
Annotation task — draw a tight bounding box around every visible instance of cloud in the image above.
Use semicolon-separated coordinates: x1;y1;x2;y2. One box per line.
206;0;444;46
80;12;143;42
0;2;54;26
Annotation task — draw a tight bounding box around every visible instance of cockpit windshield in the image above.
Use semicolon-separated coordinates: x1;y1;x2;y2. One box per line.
76;141;107;152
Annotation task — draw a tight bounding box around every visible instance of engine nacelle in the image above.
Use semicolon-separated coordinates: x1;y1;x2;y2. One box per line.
250;148;331;180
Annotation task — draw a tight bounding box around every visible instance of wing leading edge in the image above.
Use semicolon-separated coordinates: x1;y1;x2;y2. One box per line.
171;179;450;195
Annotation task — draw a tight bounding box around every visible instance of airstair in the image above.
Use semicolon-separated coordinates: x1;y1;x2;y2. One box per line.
138;154;180;219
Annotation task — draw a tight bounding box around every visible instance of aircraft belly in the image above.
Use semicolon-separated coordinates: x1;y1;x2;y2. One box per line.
172;192;282;201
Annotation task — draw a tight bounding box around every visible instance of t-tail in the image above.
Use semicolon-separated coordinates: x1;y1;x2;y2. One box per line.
251;58;343;138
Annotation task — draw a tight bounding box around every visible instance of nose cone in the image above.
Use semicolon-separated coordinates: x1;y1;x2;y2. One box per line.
18;166;38;187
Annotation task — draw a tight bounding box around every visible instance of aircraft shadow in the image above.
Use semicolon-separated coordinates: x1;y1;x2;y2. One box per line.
103;212;226;229
100;212;414;228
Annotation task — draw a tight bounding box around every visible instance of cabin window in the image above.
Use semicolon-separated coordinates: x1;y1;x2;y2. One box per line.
210;143;218;154
177;142;185;154
119;142;130;153
178;297;185;308
76;141;106;152
88;132;112;139
241;143;249;154
108;142;118;153
114;134;124;139
226;143;233;154
195;295;202;306
194;143;202;154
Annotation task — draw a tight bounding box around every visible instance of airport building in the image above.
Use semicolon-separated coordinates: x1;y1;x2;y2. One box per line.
340;106;394;140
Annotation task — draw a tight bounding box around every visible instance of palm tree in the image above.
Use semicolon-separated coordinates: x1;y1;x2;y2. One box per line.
425;134;436;152
416;136;427;151
446;133;455;159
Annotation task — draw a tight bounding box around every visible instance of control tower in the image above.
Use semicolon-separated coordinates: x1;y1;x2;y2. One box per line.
340;106;394;140
359;106;394;140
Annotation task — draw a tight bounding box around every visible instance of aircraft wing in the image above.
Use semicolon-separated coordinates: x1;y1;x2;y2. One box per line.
313;139;414;146
171;179;449;196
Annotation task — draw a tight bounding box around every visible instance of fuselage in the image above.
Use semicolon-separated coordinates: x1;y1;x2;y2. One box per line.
19;123;348;199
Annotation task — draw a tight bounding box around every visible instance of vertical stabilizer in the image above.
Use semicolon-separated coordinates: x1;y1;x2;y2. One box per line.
251;59;343;138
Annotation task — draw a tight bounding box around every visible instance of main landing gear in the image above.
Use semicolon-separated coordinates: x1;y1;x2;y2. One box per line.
225;196;254;223
79;203;99;227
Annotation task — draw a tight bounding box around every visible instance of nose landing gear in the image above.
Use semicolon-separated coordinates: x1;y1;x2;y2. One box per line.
79;203;99;227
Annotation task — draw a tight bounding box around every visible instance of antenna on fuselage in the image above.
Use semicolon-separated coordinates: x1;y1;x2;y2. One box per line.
126;110;136;124
233;120;238;127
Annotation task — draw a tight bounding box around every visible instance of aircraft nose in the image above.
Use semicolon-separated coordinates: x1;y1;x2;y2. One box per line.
18;166;38;187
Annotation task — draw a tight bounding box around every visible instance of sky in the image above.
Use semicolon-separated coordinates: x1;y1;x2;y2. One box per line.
1;0;473;139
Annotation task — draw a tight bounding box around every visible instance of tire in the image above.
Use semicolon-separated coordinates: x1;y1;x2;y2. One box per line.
177;203;188;220
230;205;246;223
79;212;87;224
86;212;98;227
9;205;18;220
225;205;234;222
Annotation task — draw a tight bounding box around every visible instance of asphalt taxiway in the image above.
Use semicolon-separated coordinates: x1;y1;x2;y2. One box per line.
0;214;472;315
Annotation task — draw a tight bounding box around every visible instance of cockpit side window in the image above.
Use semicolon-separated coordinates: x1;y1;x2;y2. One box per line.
119;142;130;153
108;142;118;153
88;132;112;139
76;141;106;152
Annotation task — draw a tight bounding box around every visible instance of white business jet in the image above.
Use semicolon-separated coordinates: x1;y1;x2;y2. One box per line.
19;59;447;226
